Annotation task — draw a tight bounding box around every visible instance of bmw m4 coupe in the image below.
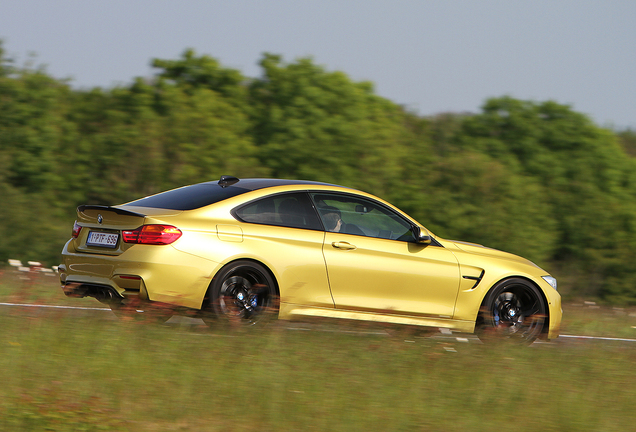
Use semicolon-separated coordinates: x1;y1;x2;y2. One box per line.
59;176;561;343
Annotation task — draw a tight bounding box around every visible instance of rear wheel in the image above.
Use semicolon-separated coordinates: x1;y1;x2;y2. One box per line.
477;278;546;344
203;260;278;327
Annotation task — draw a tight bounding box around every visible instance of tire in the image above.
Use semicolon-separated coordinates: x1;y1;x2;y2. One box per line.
476;278;546;344
203;260;278;327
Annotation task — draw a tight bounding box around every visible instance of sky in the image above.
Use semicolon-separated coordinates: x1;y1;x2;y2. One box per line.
1;0;635;129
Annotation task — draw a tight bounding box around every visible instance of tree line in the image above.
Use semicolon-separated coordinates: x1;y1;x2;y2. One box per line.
1;43;635;303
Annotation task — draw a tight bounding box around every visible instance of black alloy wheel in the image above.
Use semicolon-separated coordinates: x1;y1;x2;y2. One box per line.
477;278;546;344
205;260;278;326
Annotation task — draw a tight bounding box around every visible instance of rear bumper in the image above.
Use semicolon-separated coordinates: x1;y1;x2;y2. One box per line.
60;239;221;309
61;280;124;303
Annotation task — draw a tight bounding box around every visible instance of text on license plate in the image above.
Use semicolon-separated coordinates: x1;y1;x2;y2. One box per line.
87;231;119;248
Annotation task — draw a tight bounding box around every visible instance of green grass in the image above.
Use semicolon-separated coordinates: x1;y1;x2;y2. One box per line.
0;269;89;307
560;303;636;339
1;272;636;431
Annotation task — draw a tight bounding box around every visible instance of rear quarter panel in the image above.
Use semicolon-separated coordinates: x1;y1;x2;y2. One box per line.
168;208;333;310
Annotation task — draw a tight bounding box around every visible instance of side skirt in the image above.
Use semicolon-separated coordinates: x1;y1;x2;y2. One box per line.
279;304;476;333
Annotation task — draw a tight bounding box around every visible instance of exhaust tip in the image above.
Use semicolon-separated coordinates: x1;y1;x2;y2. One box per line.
62;282;87;298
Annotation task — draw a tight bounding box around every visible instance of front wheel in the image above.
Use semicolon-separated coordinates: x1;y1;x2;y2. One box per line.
476;278;546;344
203;260;278;327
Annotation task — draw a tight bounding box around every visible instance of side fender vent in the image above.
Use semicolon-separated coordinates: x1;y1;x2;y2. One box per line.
463;270;485;290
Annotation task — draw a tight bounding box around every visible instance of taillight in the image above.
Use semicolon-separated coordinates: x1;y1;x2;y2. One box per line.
122;225;182;245
72;221;82;238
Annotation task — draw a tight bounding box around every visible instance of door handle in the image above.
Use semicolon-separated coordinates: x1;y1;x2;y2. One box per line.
332;241;357;250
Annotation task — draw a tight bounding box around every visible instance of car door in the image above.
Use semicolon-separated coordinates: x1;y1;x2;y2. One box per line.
233;192;335;308
312;192;461;318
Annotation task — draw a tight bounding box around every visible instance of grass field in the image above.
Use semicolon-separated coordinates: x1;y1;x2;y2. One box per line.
1;271;636;431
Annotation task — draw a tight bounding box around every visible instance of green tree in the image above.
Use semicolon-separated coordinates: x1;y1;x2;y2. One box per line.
248;54;413;198
0;45;77;265
455;97;636;301
152;48;248;108
617;128;636;157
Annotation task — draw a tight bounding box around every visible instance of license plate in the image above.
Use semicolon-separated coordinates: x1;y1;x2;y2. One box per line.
86;231;119;248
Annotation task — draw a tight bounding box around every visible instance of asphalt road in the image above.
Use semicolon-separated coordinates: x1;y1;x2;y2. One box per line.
2;301;635;345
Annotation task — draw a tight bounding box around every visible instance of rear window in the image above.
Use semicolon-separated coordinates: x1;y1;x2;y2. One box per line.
123;183;250;210
233;192;322;230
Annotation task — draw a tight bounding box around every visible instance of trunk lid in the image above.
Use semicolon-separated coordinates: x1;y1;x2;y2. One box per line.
74;205;181;255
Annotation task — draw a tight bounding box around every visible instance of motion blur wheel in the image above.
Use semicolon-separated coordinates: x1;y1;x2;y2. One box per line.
204;260;278;327
477;278;546;344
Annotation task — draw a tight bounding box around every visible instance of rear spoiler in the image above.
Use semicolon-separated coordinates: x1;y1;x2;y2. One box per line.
77;205;146;218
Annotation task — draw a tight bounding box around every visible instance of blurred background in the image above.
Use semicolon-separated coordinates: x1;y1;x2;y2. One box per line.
2;4;636;431
1;1;635;304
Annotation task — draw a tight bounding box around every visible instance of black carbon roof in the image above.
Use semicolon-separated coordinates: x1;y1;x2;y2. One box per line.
207;178;338;191
123;177;343;211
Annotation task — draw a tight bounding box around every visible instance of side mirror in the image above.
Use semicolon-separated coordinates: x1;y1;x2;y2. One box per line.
413;226;432;245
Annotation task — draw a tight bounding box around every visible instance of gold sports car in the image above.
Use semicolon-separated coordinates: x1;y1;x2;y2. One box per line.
59;176;561;343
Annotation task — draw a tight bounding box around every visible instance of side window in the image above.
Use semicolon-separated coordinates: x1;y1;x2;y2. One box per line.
233;193;322;230
311;193;415;241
